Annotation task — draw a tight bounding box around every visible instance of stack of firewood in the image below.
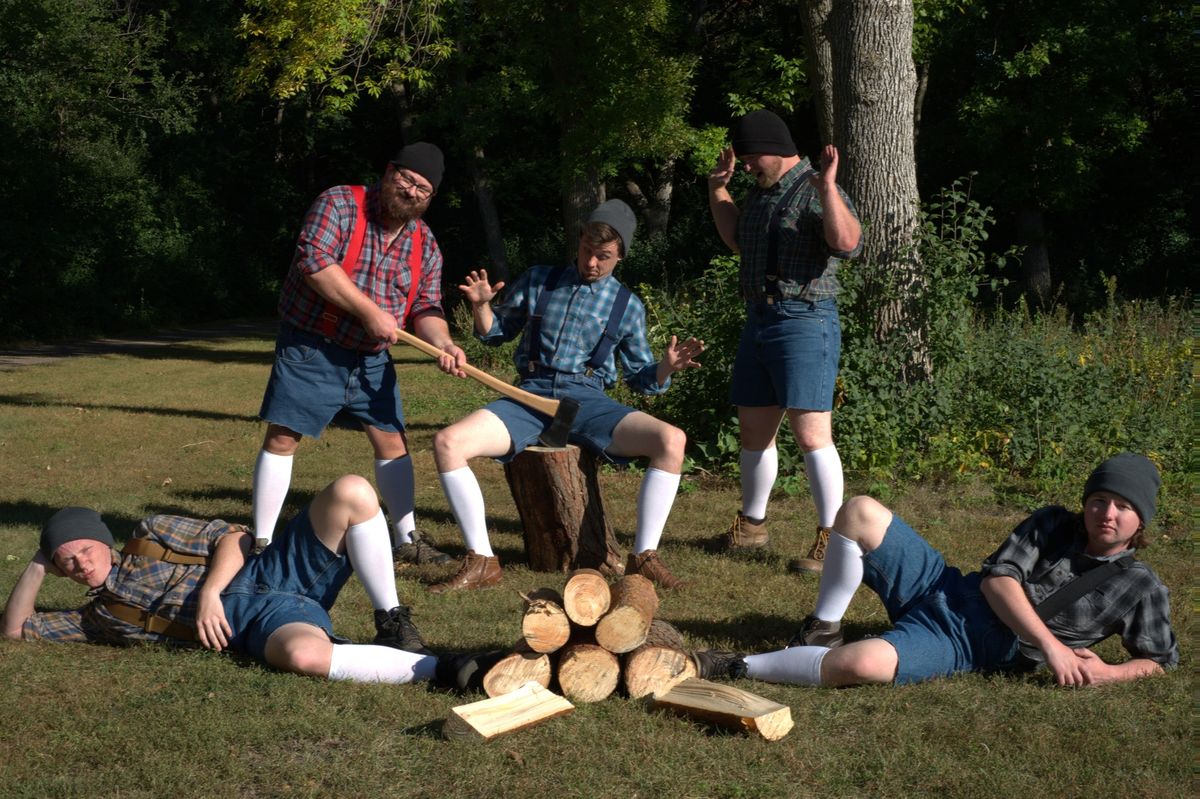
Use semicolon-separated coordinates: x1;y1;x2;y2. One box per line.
442;569;795;742
480;569;696;702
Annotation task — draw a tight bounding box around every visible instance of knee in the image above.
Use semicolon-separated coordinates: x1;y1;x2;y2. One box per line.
263;425;302;455
269;636;330;677
432;424;465;466
821;641;897;687
661;425;687;461
833;496;891;545
325;474;379;517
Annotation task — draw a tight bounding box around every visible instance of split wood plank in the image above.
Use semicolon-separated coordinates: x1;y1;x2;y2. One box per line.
649;678;794;741
443;681;574;741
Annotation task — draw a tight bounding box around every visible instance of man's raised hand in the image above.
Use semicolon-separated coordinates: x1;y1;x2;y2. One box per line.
458;269;505;306
664;336;705;373
708;147;737;191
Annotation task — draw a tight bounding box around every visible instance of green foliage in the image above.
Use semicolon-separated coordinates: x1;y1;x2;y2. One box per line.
235;0;452;110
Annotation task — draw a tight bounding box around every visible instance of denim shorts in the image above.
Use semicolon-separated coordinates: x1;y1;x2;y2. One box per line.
483;371;637;464
222;506;354;662
864;515;1022;684
258;324;405;439
730;299;840;411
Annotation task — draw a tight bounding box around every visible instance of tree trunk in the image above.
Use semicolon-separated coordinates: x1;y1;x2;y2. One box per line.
467;145;510;283
624;159;676;237
561;170;604;262
821;0;928;380
1016;204;1053;306
503;445;624;575
800;0;836;145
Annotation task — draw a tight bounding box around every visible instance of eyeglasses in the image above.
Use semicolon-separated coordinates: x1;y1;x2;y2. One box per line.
388;166;434;198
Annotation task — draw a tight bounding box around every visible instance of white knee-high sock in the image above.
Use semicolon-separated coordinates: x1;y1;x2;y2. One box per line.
345;510;400;610
375;456;417;545
803;444;843;528
633;468;681;553
744;646;828;686
252;450;293;543
439;467;493;557
812;532;864;621
327;644;437;683
740;447;778;520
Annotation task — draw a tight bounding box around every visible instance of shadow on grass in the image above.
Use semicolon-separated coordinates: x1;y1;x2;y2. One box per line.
0;394;261;424
671;611;891;652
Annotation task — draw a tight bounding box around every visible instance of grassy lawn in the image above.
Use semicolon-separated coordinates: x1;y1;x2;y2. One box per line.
0;323;1190;799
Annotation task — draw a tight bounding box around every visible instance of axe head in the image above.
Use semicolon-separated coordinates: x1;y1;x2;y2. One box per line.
537;397;581;448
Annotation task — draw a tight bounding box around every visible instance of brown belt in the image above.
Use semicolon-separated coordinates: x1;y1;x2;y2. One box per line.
101;598;197;641
122;537;210;566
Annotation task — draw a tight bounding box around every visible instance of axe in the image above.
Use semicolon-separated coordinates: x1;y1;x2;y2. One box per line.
393;329;579;448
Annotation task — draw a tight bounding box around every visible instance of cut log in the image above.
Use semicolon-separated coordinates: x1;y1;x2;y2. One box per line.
482;645;553;698
562;568;611;627
556;643;620;703
503;445;623;575
521;588;571;654
594;574;659;654
623;646;697;700
443;681;574;741
648;678;794;741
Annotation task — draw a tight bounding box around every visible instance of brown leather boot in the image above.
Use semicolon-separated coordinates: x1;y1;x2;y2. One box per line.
788;526;831;574
626;549;685;590
428;550;502;593
720;512;769;551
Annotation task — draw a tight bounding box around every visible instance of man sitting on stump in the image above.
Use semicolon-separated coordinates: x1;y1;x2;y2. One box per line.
694;453;1178;687
430;199;705;592
3;476;496;689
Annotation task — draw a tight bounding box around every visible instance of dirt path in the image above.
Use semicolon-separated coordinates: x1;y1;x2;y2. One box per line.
0;319;277;369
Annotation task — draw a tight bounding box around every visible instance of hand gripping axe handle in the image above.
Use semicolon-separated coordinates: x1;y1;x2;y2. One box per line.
393;329;579;448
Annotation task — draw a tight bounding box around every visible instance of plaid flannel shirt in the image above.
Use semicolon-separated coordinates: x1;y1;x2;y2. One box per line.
278;184;445;352
980;505;1178;668
736;158;862;303
479;265;667;394
23;515;246;645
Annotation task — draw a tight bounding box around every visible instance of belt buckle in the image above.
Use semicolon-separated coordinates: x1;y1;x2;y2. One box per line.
584;368;594;377
766;296;775;306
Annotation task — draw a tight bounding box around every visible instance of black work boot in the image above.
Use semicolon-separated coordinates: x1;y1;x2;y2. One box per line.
786;614;844;648
373;605;432;655
434;650;506;692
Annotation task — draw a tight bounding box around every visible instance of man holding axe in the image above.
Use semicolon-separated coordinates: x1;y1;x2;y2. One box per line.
426;200;704;593
253;143;466;566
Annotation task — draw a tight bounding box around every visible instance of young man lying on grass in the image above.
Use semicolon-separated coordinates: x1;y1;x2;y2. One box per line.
694;453;1178;688
2;475;495;690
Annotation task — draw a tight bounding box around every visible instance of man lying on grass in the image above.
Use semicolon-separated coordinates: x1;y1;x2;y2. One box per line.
2;475;495;689
694;453;1178;688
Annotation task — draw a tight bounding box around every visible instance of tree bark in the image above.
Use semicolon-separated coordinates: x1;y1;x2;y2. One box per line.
800;0;836;146
467;145;510;282
820;0;927;379
561;169;604;262
1016;204;1053;306
624;159;676;237
503;445;624;575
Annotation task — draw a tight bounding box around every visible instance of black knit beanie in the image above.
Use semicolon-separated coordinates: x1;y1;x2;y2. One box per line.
390;142;444;191
40;507;114;560
731;110;798;157
1082;453;1161;524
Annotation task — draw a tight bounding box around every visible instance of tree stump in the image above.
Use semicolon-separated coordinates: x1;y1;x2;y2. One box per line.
503;444;624;575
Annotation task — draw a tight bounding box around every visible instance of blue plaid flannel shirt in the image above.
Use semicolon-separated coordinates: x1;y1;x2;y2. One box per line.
479;265;667;394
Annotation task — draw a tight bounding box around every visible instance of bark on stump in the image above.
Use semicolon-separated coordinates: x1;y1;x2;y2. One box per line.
503;445;624;576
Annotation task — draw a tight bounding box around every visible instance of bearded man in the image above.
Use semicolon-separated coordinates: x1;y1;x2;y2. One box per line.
252;143;466;566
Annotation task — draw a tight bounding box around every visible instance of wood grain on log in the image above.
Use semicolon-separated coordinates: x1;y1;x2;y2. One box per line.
521;588;571;654
482;647;553;698
562;568;611;627
556;643;620;703
649;678;794;741
595;574;659;654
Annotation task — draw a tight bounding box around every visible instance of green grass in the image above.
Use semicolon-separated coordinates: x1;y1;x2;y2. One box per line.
0;324;1190;798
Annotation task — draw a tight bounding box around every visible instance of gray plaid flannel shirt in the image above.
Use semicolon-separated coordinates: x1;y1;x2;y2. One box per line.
980;505;1178;668
735;158;862;303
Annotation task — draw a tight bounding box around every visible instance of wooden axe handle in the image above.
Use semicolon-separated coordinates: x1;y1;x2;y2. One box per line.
393;328;561;418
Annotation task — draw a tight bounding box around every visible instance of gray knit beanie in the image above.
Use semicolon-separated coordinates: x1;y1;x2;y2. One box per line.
587;199;637;256
40;507;114;560
1082;453;1161;524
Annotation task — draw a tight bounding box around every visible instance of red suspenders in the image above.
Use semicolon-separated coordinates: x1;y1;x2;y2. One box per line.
314;185;425;340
